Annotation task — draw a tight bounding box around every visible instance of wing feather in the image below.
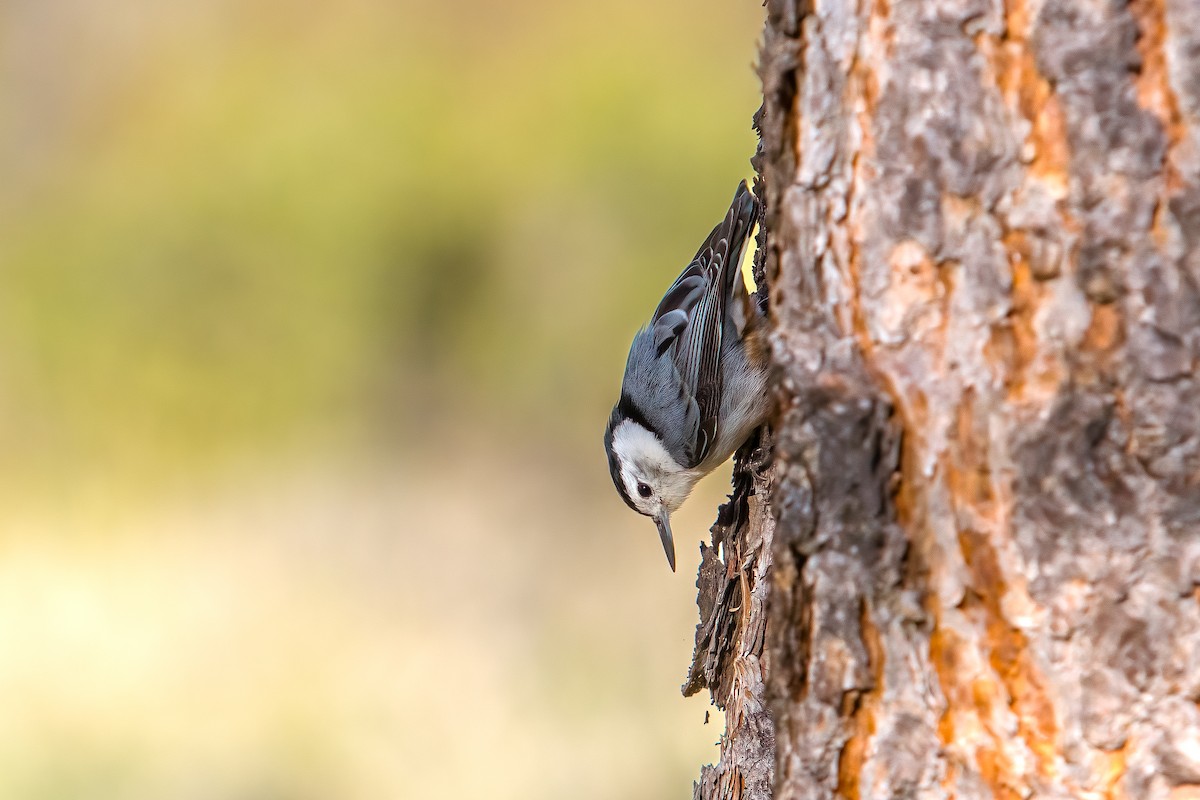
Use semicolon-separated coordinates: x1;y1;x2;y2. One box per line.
647;181;759;467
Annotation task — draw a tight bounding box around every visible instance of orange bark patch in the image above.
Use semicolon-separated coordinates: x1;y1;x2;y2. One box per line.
951;389;995;510
1129;0;1186;272
927;625;965;744
889;386;925;528
1006;238;1040;355
984;0;1071;193
988;235;1065;406
1129;0;1185;194
1083;302;1124;354
1100;743;1130;800
835;601;884;800
975;745;1025;800
844;0;887;364
958;526;1060;782
922;390;1061;795
932;610;1020;798
978;1;1076;405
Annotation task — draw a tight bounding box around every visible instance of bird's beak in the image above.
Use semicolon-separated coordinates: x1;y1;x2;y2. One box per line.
655;514;676;572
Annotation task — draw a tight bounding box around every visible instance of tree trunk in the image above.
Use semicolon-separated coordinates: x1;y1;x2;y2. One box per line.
691;0;1200;797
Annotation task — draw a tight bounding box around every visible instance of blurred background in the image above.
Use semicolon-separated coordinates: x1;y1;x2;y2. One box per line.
0;1;763;797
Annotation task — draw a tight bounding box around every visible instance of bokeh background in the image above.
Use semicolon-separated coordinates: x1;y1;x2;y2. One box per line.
0;1;764;797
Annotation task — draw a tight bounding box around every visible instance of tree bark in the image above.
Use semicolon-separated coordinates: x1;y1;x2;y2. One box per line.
691;0;1200;797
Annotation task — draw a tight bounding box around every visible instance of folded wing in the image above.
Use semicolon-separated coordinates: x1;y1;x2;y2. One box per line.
648;181;758;468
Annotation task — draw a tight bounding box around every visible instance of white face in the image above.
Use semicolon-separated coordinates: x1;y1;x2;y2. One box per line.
610;420;698;517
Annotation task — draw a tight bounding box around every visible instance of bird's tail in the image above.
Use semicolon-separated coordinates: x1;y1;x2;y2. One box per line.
693;180;760;303
702;181;761;340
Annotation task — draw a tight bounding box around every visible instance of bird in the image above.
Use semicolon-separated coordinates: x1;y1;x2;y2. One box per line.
604;180;771;572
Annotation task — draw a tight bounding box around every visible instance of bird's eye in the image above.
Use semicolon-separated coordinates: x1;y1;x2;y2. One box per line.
637;482;652;498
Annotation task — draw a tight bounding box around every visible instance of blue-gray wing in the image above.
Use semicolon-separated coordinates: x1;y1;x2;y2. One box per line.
648;181;759;467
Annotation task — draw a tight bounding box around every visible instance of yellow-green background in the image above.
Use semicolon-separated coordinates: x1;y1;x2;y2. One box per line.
0;1;763;797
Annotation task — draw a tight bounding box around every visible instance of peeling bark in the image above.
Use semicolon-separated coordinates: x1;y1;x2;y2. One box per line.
692;0;1200;797
686;428;776;800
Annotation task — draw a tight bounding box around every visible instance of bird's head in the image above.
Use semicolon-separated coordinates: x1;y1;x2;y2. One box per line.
604;414;699;571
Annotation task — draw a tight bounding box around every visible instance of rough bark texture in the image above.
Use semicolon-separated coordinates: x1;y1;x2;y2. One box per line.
692;0;1200;797
686;428;777;800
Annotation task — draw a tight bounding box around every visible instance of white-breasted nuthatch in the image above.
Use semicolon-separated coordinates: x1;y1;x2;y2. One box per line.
604;181;770;571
